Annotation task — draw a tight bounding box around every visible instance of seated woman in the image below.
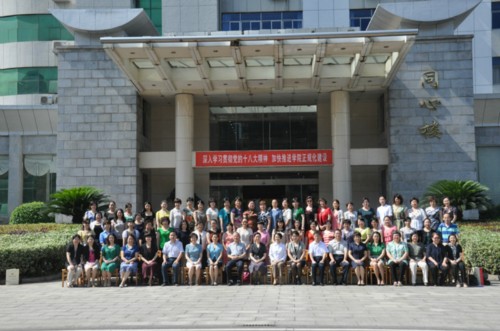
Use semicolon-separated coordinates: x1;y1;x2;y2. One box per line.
101;233;121;287
119;234;139;288
269;233;287;285
287;230;306;284
408;232;429;286
426;233;449;286
207;232;224;285
386;231;409;286
185;233;203;286
348;232;368;286
82;235;100;287
367;231;386;285
248;232;267;284
140;232;158;286
447;234;468;288
66;234;84;288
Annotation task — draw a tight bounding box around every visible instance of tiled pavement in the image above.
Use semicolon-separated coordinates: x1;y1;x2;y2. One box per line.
0;280;498;331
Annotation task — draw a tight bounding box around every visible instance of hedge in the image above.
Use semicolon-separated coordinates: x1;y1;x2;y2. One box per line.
460;221;500;275
9;201;52;224
0;224;80;279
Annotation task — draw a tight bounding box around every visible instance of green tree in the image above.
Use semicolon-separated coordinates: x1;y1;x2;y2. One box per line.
44;186;109;224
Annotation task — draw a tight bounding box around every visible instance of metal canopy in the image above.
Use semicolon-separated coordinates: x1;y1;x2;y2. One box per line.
101;30;417;98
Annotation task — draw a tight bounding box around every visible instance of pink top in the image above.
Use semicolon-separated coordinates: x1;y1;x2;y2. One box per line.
381;225;397;244
258;229;270;246
322;230;334;245
317;207;332;227
88;249;96;263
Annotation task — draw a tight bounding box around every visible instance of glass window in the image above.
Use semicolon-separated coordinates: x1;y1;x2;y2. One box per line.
0;67;58;97
209;106;317;151
221;11;302;31
23;170;56;203
478;147;500;204
0;14;73;44
493;57;500;85
0;171;7;216
136;0;162;34
493;2;500;29
349;8;375;31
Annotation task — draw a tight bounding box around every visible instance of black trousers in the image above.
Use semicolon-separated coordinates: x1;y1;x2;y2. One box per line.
390;261;407;282
311;256;325;284
329;255;350;284
428;262;449;285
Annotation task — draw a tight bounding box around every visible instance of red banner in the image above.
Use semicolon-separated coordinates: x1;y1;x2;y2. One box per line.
195;150;333;167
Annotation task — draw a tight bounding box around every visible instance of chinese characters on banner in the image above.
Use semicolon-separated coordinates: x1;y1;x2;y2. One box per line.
195;150;333;167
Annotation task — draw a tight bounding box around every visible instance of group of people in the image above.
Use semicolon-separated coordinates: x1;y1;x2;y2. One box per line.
65;194;466;288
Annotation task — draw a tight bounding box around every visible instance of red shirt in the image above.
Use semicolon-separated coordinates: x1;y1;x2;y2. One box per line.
317;207;332;226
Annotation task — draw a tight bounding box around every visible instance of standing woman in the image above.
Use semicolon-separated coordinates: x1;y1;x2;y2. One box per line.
376;195;393;228
447;234;467;287
282;198;292;231
421;218;434;247
304;196;317;231
206;219;222;244
83;235;100;287
270;199;283;233
348;232;368;286
367;232;386;285
132;213;144;238
271;219;288;244
332;199;344;230
177;220;191;248
112;209;126;246
248;232;267;284
83;201;98;222
124;203;134;222
222;222;235;264
183;197;196;231
291;197;305;232
157;217;173;250
100;233;121;287
343;202;357;230
317;198;332;231
65;234;84;288
407;197;426;238
155;200;170;230
236;217;254;251
193;200;208;230
218;197;231;233
170;198;184;231
256;221;271;248
381;216;396;245
243;200;257;232
206;198;219;230
357;198;375;228
425;196;441;231
392;194;407;230
230;196;244;229
78;220;95;245
140;201;155;231
90;212;104;239
104;201;116;222
305;220;318;248
289;219;304;244
119;235;139;288
321;221;335;245
441;197;458;223
386;232;409;286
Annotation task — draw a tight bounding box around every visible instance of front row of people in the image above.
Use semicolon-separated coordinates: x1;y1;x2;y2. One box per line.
66;230;467;287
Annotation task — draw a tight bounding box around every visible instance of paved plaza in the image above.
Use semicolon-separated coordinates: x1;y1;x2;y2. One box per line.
0;280;499;331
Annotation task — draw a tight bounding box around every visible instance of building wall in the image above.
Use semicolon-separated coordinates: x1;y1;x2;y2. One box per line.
163;0;218;35
56;47;142;211
303;0;349;29
388;35;477;199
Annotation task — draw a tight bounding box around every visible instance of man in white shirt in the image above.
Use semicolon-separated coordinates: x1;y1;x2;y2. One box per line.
269;233;287;285
308;231;328;286
161;232;183;286
328;229;350;285
376;195;393;229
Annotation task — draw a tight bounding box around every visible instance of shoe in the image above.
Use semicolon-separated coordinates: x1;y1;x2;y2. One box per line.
412;283;416;286
424;282;429;286
312;282;316;286
237;280;241;286
174;283;179;286
332;282;338;286
463;284;468;288
320;283;324;286
456;284;461;288
119;284;124;288
161;283;167;287
228;281;233;286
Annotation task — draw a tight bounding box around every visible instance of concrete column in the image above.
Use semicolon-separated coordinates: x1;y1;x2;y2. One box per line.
175;94;194;202
8;135;23;214
331;91;351;204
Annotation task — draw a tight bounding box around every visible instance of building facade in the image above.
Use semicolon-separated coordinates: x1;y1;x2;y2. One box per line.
0;0;498;221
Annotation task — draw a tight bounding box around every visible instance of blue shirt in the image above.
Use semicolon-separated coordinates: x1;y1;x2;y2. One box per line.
185;243;202;262
122;244;138;260
227;242;246;257
437;223;459;244
99;229;117;245
349;242;367;260
218;208;231;232
207;243;223;262
270;208;283;231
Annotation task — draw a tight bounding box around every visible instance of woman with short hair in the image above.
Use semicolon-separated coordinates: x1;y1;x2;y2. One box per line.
101;233;121;287
248;232;267;284
119;234;139;288
185;233;203;286
447;234;467;287
386;231;409;286
207;232;224;286
269;232;287;285
66;234;84;288
348;232;368;286
408;232;429;286
287;230;306;284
